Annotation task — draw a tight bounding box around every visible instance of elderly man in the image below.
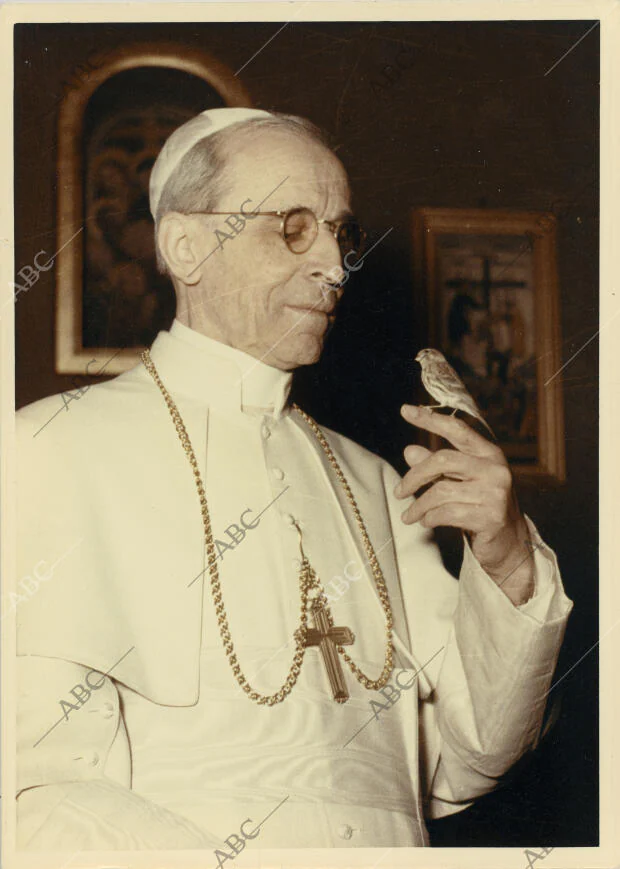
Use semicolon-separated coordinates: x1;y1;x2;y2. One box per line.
16;107;572;852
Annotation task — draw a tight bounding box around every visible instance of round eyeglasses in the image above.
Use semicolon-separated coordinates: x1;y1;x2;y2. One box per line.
192;206;367;258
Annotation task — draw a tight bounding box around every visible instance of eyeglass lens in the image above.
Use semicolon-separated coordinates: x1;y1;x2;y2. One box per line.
282;208;365;257
283;209;318;253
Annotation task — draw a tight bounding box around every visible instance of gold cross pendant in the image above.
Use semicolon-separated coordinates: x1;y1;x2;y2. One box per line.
305;599;355;703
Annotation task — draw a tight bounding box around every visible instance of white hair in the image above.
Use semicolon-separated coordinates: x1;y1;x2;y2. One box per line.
154;113;330;275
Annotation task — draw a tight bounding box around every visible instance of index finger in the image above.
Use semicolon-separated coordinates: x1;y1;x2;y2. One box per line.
400;404;501;460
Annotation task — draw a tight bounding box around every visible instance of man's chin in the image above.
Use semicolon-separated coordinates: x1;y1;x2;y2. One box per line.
269;332;326;370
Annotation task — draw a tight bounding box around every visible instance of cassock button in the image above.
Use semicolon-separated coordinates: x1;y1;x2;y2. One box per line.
87;751;100;767
338;824;354;840
101;701;115;719
261;422;271;440
272;467;285;480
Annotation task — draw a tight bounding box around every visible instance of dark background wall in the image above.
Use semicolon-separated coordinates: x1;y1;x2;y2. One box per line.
14;20;599;846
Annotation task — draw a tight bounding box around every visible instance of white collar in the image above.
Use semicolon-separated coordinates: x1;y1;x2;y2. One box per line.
147;319;293;419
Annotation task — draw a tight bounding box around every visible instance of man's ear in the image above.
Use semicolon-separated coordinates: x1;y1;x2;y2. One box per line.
157;213;203;285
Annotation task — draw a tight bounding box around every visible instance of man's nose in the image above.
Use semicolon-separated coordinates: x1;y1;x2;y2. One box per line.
306;225;343;281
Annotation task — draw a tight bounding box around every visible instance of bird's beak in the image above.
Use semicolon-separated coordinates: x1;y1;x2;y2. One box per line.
415;352;423;363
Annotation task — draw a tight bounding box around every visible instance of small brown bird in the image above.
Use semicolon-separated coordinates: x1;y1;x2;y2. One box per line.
415;348;495;438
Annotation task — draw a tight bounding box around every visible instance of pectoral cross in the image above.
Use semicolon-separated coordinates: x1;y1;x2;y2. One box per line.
305;599;355;704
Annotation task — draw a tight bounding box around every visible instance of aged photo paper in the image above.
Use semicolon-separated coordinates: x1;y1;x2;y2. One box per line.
1;1;618;868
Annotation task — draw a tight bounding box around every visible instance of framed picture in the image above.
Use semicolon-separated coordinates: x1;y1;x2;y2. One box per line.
412;207;566;482
54;43;252;375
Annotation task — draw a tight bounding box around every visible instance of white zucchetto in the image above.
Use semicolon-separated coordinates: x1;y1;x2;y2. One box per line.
149;107;273;218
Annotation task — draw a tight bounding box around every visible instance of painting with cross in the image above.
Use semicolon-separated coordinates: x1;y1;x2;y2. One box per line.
436;232;537;460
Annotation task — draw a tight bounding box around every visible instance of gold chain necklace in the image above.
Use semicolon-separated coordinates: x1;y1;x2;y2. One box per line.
141;348;394;705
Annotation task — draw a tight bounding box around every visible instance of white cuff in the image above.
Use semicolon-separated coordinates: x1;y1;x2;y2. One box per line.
462;514;572;626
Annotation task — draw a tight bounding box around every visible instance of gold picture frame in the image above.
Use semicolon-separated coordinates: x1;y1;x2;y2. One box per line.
55;42;252;375
412;207;566;482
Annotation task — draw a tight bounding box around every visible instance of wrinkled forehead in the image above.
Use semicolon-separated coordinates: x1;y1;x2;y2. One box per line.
218;127;351;215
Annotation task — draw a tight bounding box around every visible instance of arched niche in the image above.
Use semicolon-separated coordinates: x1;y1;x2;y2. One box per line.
55;44;253;374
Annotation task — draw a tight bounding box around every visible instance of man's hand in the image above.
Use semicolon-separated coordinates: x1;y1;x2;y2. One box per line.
394;404;535;607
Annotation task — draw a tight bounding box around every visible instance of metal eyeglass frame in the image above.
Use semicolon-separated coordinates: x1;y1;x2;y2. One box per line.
189;206;367;256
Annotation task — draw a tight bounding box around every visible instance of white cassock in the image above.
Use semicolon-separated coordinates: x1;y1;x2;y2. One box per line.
15;319;573;851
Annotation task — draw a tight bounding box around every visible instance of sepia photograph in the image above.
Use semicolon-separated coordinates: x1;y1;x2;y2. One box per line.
1;3;615;868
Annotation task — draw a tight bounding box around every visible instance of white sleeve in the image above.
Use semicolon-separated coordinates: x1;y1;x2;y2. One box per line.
383;464;573;820
424;520;572;818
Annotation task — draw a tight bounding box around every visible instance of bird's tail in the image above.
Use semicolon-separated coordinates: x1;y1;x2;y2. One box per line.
471;410;496;440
